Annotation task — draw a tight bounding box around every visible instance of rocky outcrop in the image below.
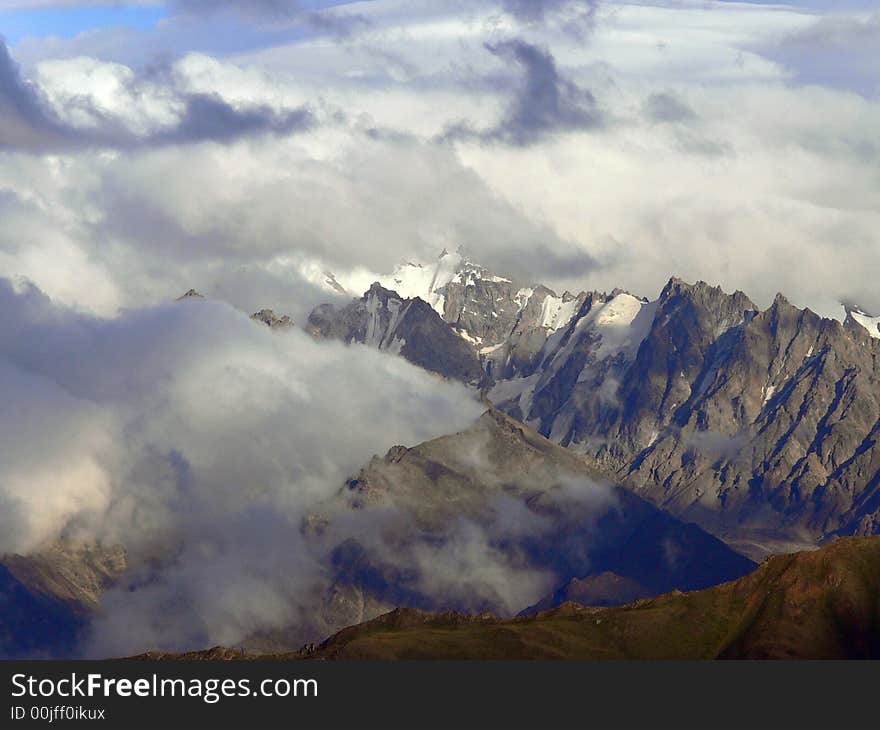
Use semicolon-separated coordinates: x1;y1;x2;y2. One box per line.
308;250;606;384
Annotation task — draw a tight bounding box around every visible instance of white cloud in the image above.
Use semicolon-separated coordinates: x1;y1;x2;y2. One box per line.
4;1;874;319
0;0;875;656
0;278;483;651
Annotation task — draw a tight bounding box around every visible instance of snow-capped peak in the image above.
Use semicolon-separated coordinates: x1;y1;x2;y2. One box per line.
308;248;512;317
846;304;880;340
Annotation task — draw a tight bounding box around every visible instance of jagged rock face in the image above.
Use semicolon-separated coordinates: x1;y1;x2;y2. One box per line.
308;254;880;553
307;282;483;383
251;309;294;330
306;253;633;393
439;270;586;364
445;277;523;350
488;277;880;555
428;260;600;384
488;290;658;443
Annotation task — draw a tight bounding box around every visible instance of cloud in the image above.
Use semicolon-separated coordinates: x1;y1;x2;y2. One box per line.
683;431;748;462
0;278;484;653
757;12;880;96
147;92;312;145
0;126;596;318
0;278;624;655
0;40;313;152
502;0;572;22
171;0;373;37
501;0;600;35
643;91;697;124
444;39;603;146
302;9;372;39
0;1;157;6
2;0;880;325
0;41;74;151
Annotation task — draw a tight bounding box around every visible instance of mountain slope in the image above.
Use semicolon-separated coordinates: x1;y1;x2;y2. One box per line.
0;544;126;659
315;409;755;625
293;536;880;660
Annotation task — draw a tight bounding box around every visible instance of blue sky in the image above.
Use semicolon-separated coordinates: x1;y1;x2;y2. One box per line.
1;0;875;51
2;0;875;52
1;6;165;44
0;0;371;64
0;1;365;45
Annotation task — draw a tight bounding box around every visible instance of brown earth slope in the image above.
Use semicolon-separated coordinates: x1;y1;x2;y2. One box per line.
293;535;880;660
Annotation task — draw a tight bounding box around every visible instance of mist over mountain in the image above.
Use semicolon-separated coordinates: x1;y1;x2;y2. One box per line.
0;278;482;657
4;245;880;659
0;0;876;663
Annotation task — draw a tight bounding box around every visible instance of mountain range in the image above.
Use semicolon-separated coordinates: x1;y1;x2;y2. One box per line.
309;251;880;559
4;251;880;659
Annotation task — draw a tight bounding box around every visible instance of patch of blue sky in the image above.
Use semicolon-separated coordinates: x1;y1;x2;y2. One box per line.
0;6;166;45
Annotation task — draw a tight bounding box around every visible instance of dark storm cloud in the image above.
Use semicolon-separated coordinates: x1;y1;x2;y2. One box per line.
443;39;602;147
0;40;313;152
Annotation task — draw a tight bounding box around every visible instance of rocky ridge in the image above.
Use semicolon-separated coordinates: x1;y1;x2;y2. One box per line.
308;254;880;557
